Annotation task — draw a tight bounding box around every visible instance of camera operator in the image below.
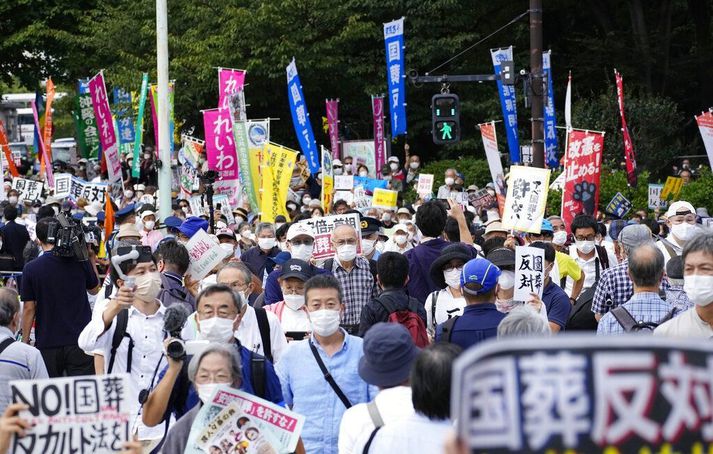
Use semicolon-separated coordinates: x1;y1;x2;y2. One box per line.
20;216;101;377
78;243;167;440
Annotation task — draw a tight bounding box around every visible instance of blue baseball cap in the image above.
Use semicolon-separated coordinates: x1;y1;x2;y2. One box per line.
178;216;209;238
115;203;135;218
460;257;501;295
164;216;182;229
541;219;554;233
97;211;105;222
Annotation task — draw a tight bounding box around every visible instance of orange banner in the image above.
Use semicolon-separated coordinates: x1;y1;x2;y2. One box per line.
0;120;20;177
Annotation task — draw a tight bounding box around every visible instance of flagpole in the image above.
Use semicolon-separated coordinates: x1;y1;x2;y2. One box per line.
156;0;172;221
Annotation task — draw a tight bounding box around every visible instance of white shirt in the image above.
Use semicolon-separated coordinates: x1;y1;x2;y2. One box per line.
654;307;713;337
566;245;615;295
657;236;685;265
77;302;167;439
235;306;288;362
424;288;466;337
382;239;413;254
338;386;414;454
364;413;453;454
280;305;311;332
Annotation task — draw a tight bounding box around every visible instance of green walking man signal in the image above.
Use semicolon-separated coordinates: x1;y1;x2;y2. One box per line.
432;94;460;145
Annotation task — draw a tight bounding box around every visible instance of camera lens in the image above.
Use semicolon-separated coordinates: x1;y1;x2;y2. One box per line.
166;339;186;360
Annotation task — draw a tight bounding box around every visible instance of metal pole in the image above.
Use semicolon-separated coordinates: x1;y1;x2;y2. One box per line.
156;0;172;220
530;0;545;168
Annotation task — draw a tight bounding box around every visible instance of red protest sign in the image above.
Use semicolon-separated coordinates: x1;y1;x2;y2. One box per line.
561;130;604;233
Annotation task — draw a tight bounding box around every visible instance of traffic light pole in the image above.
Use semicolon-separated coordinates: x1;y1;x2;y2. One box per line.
530;0;545;168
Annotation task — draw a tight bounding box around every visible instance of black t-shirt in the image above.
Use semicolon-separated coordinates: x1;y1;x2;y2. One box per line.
21;253;98;349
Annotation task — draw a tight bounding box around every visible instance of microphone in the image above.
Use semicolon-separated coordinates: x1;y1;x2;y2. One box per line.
163;304;190;360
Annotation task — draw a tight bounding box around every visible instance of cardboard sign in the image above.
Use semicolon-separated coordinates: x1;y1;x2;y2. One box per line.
353;186;372;210
514;246;545;301
213;193;235;225
334;190;354;205
469;188;498;211
189;195;206;217
372;188;398;210
334;175;354;191
661;176;683;200
648;184;668;210
53;173;72;198
68;177;109;205
605;192;632;219
502;166;551;234
452;335;713;453
299;213;362;259
10;374;133;454
186;228;229;280
416;173;434;195
12;177;44;202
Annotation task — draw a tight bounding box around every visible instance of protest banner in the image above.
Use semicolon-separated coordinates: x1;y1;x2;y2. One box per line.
334;175;354;191
605;192;632;219
12;178;44;202
696;110;713;168
186;229;229;280
299;212;362;259
353;175;388;194
286;59;319;174
178;136;203;199
416;173;434;196
452;335;713;453
88;71;122;183
203;108;239;181
30;99;54;188
10;374;133;453
42;79;56;164
353;186;372;209
68;177;109;205
218;68;246;112
491;47;520;164
648;184;668;210
261;143;297;223
469;188;498;212
213;193;235;225
186;385;305;454
322;145;334;212
131;73;149;178
229;90;259;212
112;87;135;150
542;51;559;168
248;148;262;210
247;120;269;149
514;246;545;301
334;190;354;205
196;401;282;453
615;69;637;186
189;195;206;217
342;140;379;178
479;121;506;214
372;95;386;173
502;166;551;234
561;129;604;233
372;188;398;210
0;119;19;177
384;17;407;137
149;82;175;157
53;173;72;198
661;176;683;200
549;172;565;191
326;98;340;158
214;179;242;210
75;79;101;160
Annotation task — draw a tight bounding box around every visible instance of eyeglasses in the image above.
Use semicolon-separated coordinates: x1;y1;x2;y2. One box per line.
195;372;232;383
575;235;596;241
333;238;357;246
443;265;463;272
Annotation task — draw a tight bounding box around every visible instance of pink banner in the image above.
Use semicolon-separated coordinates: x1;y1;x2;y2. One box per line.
30;101;54;188
326;99;340;159
203;109;238;180
218;69;246;111
372;95;385;174
88;72;122;182
561;130;604;233
615;70;637;186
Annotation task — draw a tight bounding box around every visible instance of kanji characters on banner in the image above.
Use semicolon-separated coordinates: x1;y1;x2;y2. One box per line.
502;166;551;234
88;71;122;183
112;87;135;152
218;68;246;112
286;59;319;174
648;184;668;210
605;192;632;219
514;246;545;301
260;143;297;223
372;95;386;174
75;79;101;159
615;70;637;186
480;121;507;215
132;73;149;178
695;109;713;168
561;130;604;233
326;99;340;159
491;46;520;164
542;51;559;168
228;88;259;212
384;17;407;137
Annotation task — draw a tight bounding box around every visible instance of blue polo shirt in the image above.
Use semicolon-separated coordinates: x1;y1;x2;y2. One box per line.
435;303;505;351
542;281;572;330
240;245;280;280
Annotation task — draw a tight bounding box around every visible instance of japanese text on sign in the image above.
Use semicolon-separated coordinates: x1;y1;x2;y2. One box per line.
514;246;545;301
502;166;551;234
299;213;362;259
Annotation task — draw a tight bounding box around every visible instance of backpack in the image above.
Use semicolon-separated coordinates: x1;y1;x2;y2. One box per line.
375;295;429;348
610;306;674;332
565;250;611;331
108;309;133;374
439;315;460;343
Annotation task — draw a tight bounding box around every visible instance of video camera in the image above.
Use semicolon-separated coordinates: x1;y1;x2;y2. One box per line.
46;211;90;261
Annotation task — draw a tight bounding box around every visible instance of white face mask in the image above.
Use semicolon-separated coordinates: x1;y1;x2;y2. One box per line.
197;382;230;403
444;177;455;186
143;220;155;231
495;298;517;313
672;222;697;242
575;240;595;254
302;197;311;205
389;162;399;171
8;196;17;205
382;213;392;222
334;167;343;175
443;268;462;289
361;239;376;256
498;270;515;290
181;206;190;214
394;234;408;246
199;316;236;343
134;272;162;303
409;162;419;170
344;164;353;172
309;309;341;337
290;244;314;262
336;244;357;262
552;230;568;246
124;190;134;199
359;170;368;177
284;294;306;311
219;242;235;256
684;275;713;306
258;237;276;250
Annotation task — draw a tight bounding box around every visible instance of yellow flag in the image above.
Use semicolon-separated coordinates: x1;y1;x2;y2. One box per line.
260;143;297;223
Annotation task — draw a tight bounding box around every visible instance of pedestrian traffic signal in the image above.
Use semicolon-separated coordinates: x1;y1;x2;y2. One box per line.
432;94;460;144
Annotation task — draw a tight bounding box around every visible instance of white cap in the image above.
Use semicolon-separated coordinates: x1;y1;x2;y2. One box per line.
333;159;343;166
134;183;146;191
287;223;314;241
140;210;156;219
393;223;409;233
388;156;399;164
665;201;695;218
485;221;508;235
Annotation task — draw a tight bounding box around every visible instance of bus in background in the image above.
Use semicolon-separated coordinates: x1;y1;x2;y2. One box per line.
0;92;68;145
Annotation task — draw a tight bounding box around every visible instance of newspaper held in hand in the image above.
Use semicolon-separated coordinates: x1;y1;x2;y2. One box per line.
186;228;230;281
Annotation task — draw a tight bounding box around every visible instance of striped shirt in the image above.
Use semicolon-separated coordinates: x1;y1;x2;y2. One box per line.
0;326;48;412
591;260;670;315
597;292;678;335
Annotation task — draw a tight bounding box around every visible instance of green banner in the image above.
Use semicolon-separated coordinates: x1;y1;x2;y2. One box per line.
132;73;149;178
75;94;101;159
232;119;258;211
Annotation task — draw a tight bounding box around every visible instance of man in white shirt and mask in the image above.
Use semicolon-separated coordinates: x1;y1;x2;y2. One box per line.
658;201;699;265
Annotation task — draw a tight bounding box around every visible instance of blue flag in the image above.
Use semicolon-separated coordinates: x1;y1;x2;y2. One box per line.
384;18;407;137
286;58;319;174
113;88;135;145
543;51;559;168
491;46;520;164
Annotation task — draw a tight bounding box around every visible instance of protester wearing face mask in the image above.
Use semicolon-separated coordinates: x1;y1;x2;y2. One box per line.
263;223;329;306
333;159;344;176
137;205;162;251
359;217;383;262
238;223;256;250
405;151;421;186
216;228;241;260
276;275;376;454
264;259;314;335
659;201;699;266
383;223;413;254
141;285;284;433
528;242;573;333
357;164;369;178
240;222;280;280
655;232;713;337
425;244;470;338
380;210;396;229
566;215;615;298
78;245;166;438
436;168;459;199
343;156;354;175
